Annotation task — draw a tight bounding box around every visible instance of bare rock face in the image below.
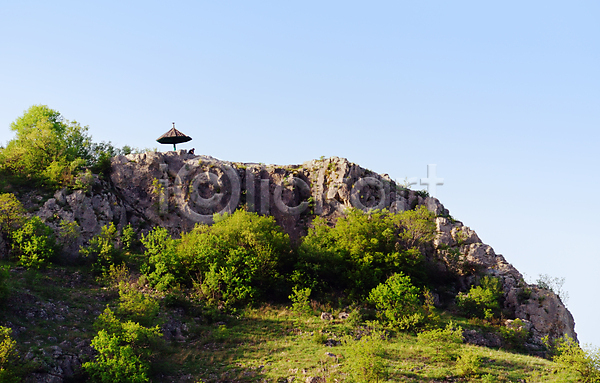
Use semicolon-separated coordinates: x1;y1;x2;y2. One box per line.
433;216;577;345
29;151;577;345
109;152;449;241
514;287;576;343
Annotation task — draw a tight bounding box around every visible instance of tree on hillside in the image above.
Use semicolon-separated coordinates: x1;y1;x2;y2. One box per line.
0;105;94;186
0;105;127;187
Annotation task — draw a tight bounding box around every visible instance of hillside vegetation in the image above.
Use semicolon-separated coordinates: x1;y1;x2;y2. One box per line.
0;105;598;382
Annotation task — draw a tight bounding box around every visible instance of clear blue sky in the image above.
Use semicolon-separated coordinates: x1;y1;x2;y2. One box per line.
1;1;599;346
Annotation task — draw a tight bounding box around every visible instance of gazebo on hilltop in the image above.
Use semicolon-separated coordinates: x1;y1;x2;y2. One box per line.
156;123;192;151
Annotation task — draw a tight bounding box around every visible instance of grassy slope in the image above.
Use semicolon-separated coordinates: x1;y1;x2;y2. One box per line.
0;263;578;382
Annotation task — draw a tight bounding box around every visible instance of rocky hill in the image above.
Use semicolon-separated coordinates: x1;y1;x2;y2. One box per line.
33;150;576;348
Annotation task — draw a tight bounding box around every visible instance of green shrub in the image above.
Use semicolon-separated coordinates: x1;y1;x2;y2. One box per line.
142;210;291;307
58;219;81;249
0;326;18;382
456;276;503;319
116;283;159;327
296;207;434;299
140;226;178;291
85;308;162;383
81;223;120;274
367;273;424;331
417;321;463;360
121;224;137;253
11;216;56;269
544;334;600;382
500;318;530;351
84;330;150;383
289;286;312;314
455;349;482;377
342;331;387;383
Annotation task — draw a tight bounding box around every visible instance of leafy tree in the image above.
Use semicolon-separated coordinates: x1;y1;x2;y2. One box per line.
0;105;129;187
0;105;93;186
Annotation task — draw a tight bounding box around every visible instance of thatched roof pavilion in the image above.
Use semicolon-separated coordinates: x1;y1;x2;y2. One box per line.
156;123;192;150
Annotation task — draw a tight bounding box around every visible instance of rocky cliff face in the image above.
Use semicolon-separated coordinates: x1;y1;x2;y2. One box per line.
35;150;576;345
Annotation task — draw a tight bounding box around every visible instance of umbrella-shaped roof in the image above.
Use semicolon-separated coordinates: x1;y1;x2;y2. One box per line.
157;123;192;150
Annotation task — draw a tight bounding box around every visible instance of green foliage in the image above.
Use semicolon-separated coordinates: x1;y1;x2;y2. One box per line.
81;223;120;274
0;193;25;245
101;263;131;289
544;334;600;382
11;216;56;269
289;286;312;314
417;321;463;359
116;283;159;327
368;273;424;331
0;326;18;382
455;348;482;376
85;330;150;383
0;105;135;187
121;224;137;252
0;105;94;187
140;226;178;291
500;319;530;351
142;210;291;307
85;307;162;383
296;206;435;298
456;276;503;319
342;331;387;383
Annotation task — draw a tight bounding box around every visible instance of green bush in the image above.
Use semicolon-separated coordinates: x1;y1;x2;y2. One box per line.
289;286;312;314
367;273;424;331
544;334;600;382
456;276;503;319
296;206;434;299
0;326;18;382
121;224;137;253
500;318;530;351
116;283;159;327
85;308;162;383
417;321;463;360
455;349;482;377
140;226;178;291
142;210;291;307
342;331;387;383
81;223;121;274
11;216;56;269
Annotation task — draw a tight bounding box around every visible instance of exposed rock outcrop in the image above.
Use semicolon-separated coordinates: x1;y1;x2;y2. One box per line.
30;151;576;346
